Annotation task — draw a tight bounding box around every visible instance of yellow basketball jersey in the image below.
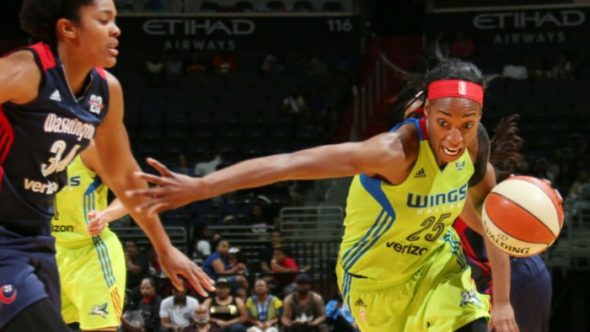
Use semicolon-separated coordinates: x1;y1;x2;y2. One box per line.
340;117;474;282
52;154;113;248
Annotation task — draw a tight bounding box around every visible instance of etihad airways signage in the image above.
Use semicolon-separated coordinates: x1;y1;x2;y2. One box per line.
472;10;585;30
117;15;359;51
427;6;590;46
142;18;256;36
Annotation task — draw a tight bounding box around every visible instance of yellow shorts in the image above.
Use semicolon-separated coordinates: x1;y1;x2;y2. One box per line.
56;233;126;330
337;239;490;332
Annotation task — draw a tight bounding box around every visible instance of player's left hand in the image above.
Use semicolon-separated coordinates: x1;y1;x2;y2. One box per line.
489;301;519;332
87;210;108;236
157;245;215;297
126;158;202;216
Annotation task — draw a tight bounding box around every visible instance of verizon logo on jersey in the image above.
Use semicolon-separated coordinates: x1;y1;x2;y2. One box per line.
23;177;59;195
43;113;95;141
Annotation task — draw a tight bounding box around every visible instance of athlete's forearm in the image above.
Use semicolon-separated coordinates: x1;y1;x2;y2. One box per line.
102;198;128;223
114;179;173;253
485;237;511;303
201;144;363;198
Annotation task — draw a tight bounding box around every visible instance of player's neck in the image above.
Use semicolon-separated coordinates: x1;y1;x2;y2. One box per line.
57;44;93;96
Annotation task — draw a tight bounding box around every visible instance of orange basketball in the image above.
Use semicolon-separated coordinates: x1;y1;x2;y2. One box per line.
482;175;564;257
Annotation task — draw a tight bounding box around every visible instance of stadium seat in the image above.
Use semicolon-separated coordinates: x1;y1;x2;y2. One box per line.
265;1;285;11
322;1;343;11
200;1;219;12
293;1;313;12
235;1;254;11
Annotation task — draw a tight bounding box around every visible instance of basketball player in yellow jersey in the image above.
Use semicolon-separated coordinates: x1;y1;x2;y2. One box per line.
52;141;128;331
128;59;519;332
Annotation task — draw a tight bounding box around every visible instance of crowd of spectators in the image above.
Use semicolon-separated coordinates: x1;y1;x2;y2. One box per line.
116;0;349;13
119;229;351;332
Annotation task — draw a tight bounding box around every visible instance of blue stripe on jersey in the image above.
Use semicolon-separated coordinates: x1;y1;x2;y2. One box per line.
343;272;352;310
344;214;394;271
83;177;116;287
92;236;116;287
342;211;388;269
341;210;385;263
359;174;396;219
389;118;423;140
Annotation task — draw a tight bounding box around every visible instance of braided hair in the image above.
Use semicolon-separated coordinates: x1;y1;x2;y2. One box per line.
489;114;524;182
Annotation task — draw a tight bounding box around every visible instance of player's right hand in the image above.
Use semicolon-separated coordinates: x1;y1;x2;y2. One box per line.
87;210;108;236
157;245;215;297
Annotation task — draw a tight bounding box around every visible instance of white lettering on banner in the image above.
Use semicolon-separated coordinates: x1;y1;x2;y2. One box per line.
163;39;236;51
143;19;255;36
24;178;59;195
473;10;585;30
493;31;566;44
43;113;95;142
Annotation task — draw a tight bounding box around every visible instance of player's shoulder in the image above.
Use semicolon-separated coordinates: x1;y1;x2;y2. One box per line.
100;69;121;88
0;50;41;104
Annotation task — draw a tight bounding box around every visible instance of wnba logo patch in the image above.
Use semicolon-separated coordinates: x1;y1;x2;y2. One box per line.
0;284;17;304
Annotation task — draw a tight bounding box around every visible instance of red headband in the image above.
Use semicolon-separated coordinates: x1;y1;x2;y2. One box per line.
427;80;484;105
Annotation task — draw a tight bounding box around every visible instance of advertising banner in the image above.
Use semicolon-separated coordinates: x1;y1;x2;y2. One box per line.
426;6;590;47
117;15;360;53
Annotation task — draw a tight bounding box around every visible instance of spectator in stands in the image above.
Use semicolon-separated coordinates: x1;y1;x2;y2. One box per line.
248;203;271;227
448;30;475;59
191;304;222;332
203;239;249;290
160;281;200;332
259;53;285;76
529;57;551;81
281;274;328;332
125;240;150;293
134;277;163;332
300;55;328;76
333;51;358;74
192;225;213;263
568;169;590;200
282;86;308;115
145;53;165;84
172;154;193;176
502;56;528;80
259;231;283;272
270;246;300;294
229;247;249;277
185;52;209;77
531;158;557;183
165;51;184;81
246;279;282;332
324;295;358;332
194;148;225;177
203;278;248;332
212;51;237;74
236;286;249;303
552;52;574;81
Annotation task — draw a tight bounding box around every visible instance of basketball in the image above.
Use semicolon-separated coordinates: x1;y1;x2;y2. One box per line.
482;175;564;257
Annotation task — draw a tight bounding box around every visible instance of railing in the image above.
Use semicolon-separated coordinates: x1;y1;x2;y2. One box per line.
279;206;344;241
351;53;388;139
544;198;590;275
111;226;189;254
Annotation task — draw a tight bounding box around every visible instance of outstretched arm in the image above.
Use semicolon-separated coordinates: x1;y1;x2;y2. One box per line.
127;124;419;215
93;72;214;295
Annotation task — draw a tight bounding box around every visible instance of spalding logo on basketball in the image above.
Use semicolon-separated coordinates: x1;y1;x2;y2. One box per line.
482;175;564;257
